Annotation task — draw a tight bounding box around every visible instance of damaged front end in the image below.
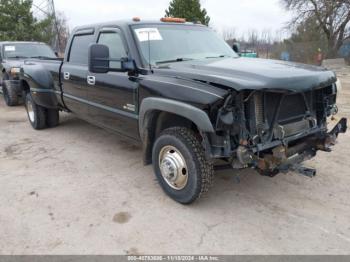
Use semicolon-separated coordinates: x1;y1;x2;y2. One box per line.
208;83;347;177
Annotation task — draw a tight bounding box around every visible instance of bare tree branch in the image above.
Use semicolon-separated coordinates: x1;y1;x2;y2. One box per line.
281;0;350;57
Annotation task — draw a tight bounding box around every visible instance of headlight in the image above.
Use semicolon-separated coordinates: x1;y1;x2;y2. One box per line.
10;67;21;76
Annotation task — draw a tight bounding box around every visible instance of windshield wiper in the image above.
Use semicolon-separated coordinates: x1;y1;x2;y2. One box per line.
156;58;194;65
6;55;28;59
205;55;230;59
30;56;58;60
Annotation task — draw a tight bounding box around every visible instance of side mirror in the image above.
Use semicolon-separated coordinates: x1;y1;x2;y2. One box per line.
88;44;110;73
88;44;135;74
232;43;240;54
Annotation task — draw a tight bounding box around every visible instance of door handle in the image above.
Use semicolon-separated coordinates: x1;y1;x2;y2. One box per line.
87;76;96;86
63;72;70;80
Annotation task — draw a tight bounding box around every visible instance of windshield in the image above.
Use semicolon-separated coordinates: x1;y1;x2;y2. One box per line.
3;43;56;59
132;24;238;66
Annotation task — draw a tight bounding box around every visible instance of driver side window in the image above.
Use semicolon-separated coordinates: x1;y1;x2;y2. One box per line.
98;31;127;69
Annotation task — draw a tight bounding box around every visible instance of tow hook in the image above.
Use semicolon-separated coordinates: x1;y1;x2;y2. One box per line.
318;117;347;152
328;117;347;137
291;165;316;178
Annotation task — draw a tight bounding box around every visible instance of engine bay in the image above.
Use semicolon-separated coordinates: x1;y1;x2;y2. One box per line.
207;84;347;176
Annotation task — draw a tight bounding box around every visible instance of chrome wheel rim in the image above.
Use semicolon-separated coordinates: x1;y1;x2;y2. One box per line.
159;145;188;190
26;99;35;123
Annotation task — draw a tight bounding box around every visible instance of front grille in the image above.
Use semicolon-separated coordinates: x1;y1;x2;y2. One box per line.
246;86;335;141
284;119;312;136
265;93;310;125
247;90;316;141
278;94;307;122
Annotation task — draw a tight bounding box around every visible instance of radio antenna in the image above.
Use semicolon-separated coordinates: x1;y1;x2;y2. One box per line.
148;31;153;73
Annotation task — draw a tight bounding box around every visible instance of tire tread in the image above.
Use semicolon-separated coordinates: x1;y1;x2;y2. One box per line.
25;92;47;130
155;127;214;204
3;81;19;106
46;109;59;128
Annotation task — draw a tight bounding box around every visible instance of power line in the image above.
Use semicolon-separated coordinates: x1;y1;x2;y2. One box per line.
36;0;48;9
32;3;49;16
32;0;61;52
51;0;61;52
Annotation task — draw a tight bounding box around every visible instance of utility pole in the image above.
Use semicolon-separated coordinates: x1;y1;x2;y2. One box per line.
32;0;61;52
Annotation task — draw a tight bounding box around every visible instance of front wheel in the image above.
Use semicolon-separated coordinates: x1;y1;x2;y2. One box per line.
25;92;47;130
152;127;214;204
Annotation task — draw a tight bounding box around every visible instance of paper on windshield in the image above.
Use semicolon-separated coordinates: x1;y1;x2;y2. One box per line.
135;28;163;42
4;46;16;52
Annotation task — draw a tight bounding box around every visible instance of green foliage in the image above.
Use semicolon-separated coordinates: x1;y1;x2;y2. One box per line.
165;0;210;26
270;17;329;64
286;17;329;63
0;0;54;43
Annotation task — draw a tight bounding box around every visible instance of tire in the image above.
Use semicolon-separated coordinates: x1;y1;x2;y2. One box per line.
152;127;214;204
2;81;19;106
25;92;47;130
46;109;59;128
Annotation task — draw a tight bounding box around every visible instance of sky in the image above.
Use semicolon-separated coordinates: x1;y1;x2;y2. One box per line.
34;0;292;39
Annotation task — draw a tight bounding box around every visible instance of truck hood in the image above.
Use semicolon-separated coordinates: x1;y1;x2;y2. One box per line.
3;59;25;70
155;57;337;92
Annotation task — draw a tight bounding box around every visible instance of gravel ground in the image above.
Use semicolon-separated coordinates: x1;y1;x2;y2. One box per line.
0;68;350;255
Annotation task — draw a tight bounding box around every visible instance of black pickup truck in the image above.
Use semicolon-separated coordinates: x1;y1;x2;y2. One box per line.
0;41;57;106
19;18;347;204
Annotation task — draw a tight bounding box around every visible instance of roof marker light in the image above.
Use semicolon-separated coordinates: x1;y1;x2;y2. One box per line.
160;17;186;23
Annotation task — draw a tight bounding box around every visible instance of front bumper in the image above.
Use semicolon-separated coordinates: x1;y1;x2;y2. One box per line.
241;118;347;176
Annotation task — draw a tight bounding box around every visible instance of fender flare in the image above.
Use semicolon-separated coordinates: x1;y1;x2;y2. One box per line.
21;63;58;109
139;97;215;140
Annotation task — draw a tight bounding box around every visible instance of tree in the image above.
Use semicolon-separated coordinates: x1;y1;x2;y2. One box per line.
222;27;237;47
165;0;210;26
54;12;70;54
281;0;350;58
247;29;259;48
222;27;236;41
0;0;54;42
260;29;274;58
282;17;329;63
43;11;70;54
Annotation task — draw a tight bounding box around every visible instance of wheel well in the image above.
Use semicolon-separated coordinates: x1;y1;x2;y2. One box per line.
142;110;200;165
2;70;9;80
21;80;30;93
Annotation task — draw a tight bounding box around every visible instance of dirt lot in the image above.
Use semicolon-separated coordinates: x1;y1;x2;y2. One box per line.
0;68;350;255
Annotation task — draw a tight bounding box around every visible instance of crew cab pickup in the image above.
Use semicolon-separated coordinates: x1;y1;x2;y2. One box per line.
19;18;347;204
0;41;57;106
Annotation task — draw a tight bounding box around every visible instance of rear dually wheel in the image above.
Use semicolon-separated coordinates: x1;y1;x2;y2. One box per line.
25;92;47;130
